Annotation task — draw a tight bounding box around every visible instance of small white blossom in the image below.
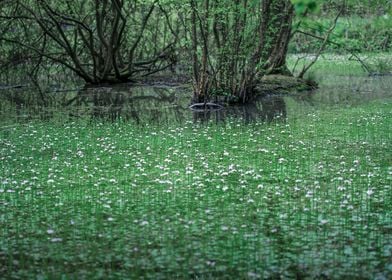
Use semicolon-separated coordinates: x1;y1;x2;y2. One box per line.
50;238;63;242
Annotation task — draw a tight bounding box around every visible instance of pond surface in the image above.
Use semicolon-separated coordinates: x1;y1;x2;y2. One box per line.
1;74;391;126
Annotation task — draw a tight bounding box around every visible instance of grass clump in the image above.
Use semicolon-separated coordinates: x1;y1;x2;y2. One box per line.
0;99;391;279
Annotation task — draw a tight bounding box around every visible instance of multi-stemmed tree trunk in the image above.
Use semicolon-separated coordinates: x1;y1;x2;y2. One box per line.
1;0;294;96
189;0;294;103
0;0;177;84
260;0;294;75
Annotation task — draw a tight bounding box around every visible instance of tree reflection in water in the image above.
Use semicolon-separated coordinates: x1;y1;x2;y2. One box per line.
192;96;287;124
71;86;288;124
1;85;288;125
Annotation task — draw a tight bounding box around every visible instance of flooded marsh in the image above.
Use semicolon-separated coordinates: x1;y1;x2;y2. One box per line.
1;59;392;279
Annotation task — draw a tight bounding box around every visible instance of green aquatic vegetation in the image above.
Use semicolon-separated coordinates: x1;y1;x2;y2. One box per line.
288;53;392;78
0;99;391;279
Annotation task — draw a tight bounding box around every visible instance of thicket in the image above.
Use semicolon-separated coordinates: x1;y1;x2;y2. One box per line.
290;0;392;53
0;0;391;102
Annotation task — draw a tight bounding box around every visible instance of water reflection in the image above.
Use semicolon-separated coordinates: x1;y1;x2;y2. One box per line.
192;96;286;124
0;85;288;124
69;86;186;123
1;73;391;125
76;86;287;124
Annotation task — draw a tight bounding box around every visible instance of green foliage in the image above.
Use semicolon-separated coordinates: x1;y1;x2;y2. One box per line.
322;0;391;16
290;0;392;54
1;98;391;278
367;56;392;74
1;0;391;87
0;0;178;84
190;0;294;101
291;0;320;15
291;14;392;53
287;53;392;81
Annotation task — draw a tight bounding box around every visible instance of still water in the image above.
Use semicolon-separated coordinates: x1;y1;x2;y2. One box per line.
1;74;391;126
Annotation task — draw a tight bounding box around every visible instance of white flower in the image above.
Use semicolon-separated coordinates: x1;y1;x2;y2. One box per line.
50;238;62;242
247;272;260;279
319;219;328;225
76;150;84;157
366;189;374;196
47;229;55;234
305;191;313;198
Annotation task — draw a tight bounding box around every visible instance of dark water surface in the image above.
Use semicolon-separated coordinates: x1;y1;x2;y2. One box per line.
1;74;391;126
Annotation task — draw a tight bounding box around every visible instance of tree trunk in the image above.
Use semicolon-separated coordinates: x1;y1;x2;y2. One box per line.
262;0;294;75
